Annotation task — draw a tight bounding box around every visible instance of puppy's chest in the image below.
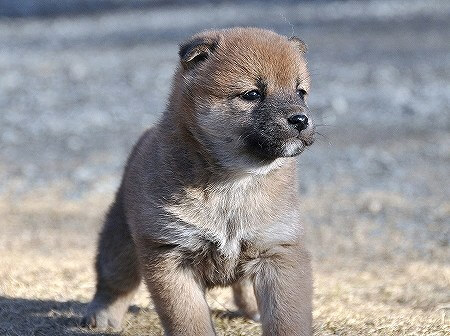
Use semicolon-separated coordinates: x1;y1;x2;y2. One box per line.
166;179;266;258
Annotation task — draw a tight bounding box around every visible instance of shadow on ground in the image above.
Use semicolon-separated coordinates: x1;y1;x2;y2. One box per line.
0;297;117;335
0;296;241;335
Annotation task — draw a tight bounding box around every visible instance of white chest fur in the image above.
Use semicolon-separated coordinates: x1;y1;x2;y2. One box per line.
163;170;302;263
165;175;266;259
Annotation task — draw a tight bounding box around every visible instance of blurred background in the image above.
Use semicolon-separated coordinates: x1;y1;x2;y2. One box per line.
0;1;449;335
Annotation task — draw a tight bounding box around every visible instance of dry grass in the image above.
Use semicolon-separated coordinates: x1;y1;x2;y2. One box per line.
1;189;449;335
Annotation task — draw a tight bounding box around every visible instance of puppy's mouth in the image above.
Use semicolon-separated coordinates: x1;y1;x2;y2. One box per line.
279;119;316;157
282;136;314;157
282;128;315;156
243;126;315;160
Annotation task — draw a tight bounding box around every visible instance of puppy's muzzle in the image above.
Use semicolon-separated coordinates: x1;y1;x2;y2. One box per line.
287;113;315;146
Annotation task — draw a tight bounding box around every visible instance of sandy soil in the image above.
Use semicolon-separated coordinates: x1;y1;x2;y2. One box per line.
1;0;449;335
1;190;448;335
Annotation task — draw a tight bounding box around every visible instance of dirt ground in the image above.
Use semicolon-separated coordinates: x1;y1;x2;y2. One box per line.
1;189;448;335
1;1;449;335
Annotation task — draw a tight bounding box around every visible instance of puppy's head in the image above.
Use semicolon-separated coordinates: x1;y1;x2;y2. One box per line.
174;28;315;172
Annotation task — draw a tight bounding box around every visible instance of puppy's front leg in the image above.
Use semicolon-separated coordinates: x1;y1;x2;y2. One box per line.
139;247;215;336
253;244;312;336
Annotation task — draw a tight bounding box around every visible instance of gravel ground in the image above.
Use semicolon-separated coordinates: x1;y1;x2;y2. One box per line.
0;0;449;335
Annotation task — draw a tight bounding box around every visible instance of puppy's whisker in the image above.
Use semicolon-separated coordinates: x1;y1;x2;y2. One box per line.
315;131;332;146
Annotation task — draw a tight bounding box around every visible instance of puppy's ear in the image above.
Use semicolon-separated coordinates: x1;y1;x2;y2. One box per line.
179;35;219;70
289;36;308;53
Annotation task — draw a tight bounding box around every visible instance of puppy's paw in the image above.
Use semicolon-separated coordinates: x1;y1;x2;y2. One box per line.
81;307;122;330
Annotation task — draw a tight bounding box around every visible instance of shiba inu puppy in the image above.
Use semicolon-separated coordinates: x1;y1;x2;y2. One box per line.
82;27;315;336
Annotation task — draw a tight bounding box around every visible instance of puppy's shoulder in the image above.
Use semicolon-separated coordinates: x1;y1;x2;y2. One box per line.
123;126;162;187
129;127;159;160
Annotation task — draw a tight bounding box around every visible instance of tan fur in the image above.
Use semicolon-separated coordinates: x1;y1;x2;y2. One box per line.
82;27;314;335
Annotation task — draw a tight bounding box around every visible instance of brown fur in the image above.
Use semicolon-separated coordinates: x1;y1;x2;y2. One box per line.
82;27;314;336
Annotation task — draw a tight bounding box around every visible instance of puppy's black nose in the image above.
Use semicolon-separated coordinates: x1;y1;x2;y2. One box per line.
288;114;309;131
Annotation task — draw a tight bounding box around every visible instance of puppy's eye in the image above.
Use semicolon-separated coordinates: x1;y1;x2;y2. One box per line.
297;88;307;99
241;90;261;101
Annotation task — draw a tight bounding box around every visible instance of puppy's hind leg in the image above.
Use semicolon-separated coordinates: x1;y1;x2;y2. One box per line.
232;278;260;321
82;191;141;330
